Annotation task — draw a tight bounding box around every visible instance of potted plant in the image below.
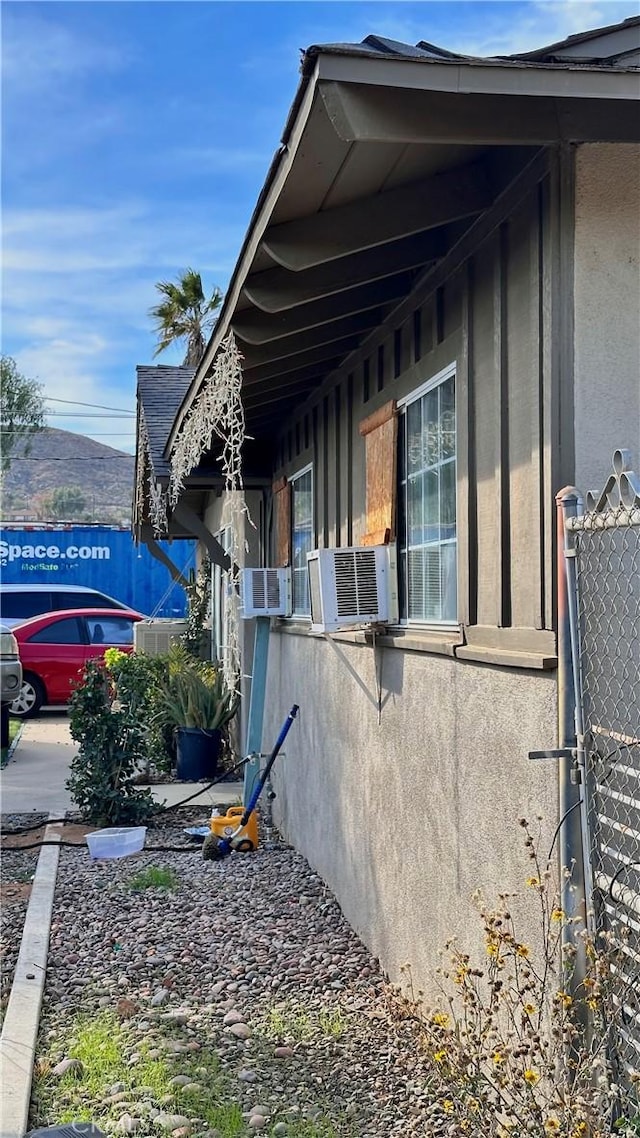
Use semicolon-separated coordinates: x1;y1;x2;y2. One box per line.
161;647;239;781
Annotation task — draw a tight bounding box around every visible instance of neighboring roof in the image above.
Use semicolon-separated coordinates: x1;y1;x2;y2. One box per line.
302;15;640;69
512;15;640;63
136;365;195;480
166;14;639;458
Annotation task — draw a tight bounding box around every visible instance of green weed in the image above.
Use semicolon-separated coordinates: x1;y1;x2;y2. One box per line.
259;1000;349;1044
275;1120;339;1137
30;1011;245;1136
126;865;179;892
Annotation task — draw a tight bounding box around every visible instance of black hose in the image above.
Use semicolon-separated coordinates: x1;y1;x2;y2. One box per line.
5;839;202;852
1;753;251;837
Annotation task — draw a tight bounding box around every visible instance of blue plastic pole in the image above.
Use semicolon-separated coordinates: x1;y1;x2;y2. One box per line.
243;616;271;806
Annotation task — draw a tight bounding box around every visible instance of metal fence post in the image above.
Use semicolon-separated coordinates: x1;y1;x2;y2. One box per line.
555;488;588;987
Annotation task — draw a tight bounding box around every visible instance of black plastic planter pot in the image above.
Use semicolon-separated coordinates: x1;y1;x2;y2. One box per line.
175;727;222;781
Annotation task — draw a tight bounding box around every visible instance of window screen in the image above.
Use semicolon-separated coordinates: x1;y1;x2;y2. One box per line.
291;467;313;616
399;369;457;624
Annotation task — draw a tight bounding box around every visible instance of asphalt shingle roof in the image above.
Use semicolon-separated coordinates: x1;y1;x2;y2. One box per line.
307;15;639;69
136;365;195;479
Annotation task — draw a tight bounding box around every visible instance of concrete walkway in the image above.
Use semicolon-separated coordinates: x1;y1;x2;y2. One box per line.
0;713;243;815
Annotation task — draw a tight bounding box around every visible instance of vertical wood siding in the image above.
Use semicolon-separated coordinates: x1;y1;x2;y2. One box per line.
271;164;564;640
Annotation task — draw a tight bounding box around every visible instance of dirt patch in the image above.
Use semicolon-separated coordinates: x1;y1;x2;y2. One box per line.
1;821;96;850
1;880;32;906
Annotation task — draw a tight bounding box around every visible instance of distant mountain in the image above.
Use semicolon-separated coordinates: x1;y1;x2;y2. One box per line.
1;428;135;525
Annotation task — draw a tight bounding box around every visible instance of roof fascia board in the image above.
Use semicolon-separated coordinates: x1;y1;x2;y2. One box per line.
167;58;322;454
316;51;640;100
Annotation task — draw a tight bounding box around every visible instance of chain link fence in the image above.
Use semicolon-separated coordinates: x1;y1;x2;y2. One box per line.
566;452;640;1097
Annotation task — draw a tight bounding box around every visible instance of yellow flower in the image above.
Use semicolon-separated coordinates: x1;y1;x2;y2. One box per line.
526;876;540;887
571;1124;587;1137
434;1049;448;1064
492;1050;505;1065
516;943;530;959
587;997;598;1011
442;1100;454;1114
523;1068;540;1085
467;1098;480;1114
486;942;499;957
556;990;573;1009
523;1002;536;1015
544;1120;560;1134
432;1011;450;1028
460;1122;470;1133
551;908;565;922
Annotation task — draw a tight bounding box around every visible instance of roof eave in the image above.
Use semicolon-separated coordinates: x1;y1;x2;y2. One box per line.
167;46;640;452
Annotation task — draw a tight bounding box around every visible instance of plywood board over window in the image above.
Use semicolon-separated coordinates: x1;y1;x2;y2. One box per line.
359;400;398;546
273;477;292;566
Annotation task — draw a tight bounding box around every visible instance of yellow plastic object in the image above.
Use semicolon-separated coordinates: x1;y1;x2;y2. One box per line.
209;806;259;851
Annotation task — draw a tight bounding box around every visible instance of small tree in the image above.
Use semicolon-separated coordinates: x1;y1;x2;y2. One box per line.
49;485;86;519
150;268;223;365
0;356;45;473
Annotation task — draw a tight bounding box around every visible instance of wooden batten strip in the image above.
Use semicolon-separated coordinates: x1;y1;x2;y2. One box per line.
273;480;292;567
272;476;287;494
358;399;397;437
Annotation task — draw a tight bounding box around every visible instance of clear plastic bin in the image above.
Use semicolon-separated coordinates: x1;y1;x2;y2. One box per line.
86;826;147;860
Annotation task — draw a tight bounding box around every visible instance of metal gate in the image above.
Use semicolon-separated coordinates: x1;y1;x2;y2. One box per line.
564;450;640;1095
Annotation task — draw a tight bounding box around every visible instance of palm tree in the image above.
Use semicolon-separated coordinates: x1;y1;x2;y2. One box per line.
150;269;223;366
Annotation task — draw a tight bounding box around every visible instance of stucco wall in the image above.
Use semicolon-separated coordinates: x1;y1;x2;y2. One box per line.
264;632;558;996
574;143;640;494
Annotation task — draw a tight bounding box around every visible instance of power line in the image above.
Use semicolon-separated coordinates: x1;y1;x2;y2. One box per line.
44;412;134;419
1;430;135;438
44;397;135;414
6;450;133;455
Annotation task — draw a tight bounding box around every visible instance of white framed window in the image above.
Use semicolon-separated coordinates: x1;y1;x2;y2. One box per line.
398;363;457;625
290;464;313;616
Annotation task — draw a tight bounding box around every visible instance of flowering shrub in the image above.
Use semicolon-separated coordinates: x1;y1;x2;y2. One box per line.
392;819;637;1137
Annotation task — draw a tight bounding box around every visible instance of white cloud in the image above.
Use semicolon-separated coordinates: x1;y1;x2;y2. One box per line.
442;0;639;56
1;8;128;95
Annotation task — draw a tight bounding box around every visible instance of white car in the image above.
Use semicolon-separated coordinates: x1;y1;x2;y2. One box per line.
0;584;134;628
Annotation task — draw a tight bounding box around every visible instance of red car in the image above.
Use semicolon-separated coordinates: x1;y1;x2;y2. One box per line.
9;607;143;718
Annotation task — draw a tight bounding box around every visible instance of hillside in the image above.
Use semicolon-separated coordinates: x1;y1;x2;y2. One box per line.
1;428;135;525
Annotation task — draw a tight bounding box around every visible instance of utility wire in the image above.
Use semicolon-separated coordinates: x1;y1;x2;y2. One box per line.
44;412;134;418
6;455;134;461
45;398;135;414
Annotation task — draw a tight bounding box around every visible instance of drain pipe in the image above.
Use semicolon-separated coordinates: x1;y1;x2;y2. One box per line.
555;487;588;1002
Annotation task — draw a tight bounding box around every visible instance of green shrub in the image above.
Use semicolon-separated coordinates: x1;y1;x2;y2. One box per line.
104;647;175;776
67;660;161;827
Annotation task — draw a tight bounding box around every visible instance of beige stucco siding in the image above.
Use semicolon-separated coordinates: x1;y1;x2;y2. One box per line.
574;144;640;494
265;632;558;995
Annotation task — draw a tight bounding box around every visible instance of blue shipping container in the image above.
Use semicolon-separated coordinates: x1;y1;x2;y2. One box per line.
0;527;196;617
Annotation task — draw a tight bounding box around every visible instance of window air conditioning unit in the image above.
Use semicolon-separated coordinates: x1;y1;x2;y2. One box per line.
134;619;189;656
307;545;397;633
240;567;292;618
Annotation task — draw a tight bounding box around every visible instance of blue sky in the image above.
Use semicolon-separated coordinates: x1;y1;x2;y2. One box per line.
2;0;638;454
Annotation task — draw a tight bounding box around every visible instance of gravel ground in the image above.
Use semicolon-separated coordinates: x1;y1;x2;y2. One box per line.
27;812;442;1137
0;812;47;1021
